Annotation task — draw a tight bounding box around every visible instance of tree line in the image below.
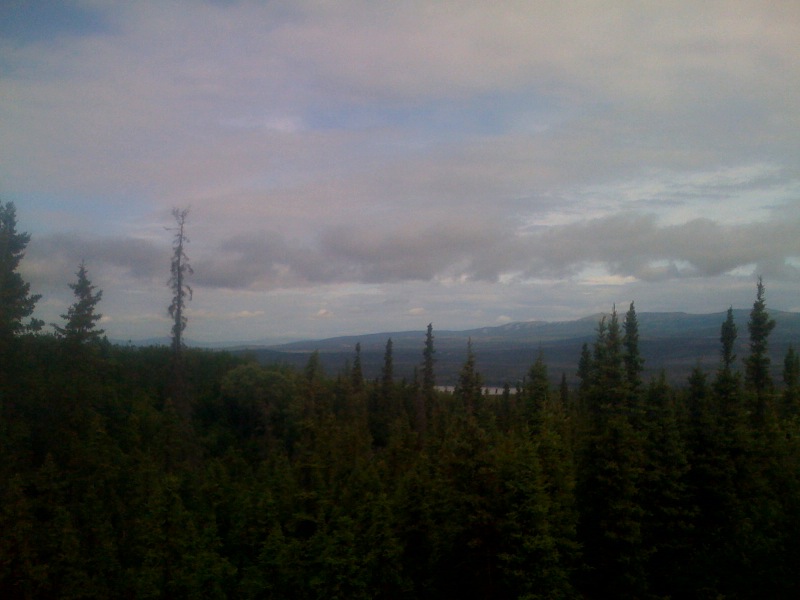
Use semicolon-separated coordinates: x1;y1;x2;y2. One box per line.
2;200;800;598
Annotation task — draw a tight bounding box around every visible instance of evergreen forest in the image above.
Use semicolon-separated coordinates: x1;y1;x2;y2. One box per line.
2;201;800;599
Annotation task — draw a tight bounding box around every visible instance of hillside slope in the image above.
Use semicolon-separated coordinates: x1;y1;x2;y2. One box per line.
242;310;800;386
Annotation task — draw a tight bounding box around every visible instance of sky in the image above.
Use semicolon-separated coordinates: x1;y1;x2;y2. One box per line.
1;0;799;344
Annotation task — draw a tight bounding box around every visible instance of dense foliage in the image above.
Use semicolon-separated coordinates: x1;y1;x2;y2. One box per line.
1;202;799;598
2;302;799;598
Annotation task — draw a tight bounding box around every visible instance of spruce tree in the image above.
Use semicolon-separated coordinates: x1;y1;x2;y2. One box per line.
588;308;625;417
0;201;42;343
367;338;395;447
695;307;753;596
381;338;393;399
351;342;364;392
715;307;741;420
576;342;592;417
577;308;647;598
783;346;800;417
623;301;644;392
576;342;592;390
639;373;692;597
558;372;569;407
720;306;737;372
523;352;549;430
305;350;323;383
54;261;104;345
168;208;192;359
166;208;192;419
744;277;776;404
605;307;624;396
421;323;435;400
454;338;482;414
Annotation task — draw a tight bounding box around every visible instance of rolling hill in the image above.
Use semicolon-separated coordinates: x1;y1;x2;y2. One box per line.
237;309;800;387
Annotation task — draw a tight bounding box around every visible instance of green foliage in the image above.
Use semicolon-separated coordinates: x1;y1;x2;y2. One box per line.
745;277;776;396
454;338;483;415
381;337;394;395
622;301;643;392
577;412;646;598
639;374;693;597
421;323;435;399
0;201;41;343
53;261;104;346
523;352;549;430
745;278;778;427
783;346;800;417
351;341;364;391
720;305;738;371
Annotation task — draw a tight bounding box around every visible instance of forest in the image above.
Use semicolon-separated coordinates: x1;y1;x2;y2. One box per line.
2;200;800;599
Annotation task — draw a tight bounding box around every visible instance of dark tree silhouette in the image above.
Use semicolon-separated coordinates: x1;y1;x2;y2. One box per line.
351;342;364;391
745;277;776;398
422;323;436;399
0;201;41;343
720;306;737;373
381;337;393;399
54;261;104;345
168;208;192;359
623;301;644;392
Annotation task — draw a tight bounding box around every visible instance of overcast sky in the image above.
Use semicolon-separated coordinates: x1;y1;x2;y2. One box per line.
2;1;799;343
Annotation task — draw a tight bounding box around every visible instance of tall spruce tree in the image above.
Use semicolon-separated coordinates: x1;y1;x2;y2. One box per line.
166;208;193;421
693;306;752;595
0;201;41;343
368;338;395;448
351;342;364;392
720;306;738;373
605;307;624;394
577;307;647;598
381;338;393;399
714;307;745;450
54;261;104;345
576;342;593;417
589;308;626;416
639;373;692;597
422;323;435;400
744;277;776;404
622;301;643;392
454;338;482;415
168;208;192;359
783;346;800;417
524;352;549;430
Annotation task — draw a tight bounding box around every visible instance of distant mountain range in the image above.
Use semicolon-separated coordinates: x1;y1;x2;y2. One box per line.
230;309;800;387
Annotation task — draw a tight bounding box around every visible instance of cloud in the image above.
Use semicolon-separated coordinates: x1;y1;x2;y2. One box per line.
4;2;798;197
511;212;800;283
21;197;800;301
4;1;800;342
24;233;165;289
182;208;800;292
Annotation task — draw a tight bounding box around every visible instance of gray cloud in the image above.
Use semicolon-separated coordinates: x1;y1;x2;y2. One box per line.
5;2;800;341
25;234;164;287
513;213;800;282
180;210;800;292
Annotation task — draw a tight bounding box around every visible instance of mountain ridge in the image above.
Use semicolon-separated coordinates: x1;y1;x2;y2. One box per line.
236;309;800;387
